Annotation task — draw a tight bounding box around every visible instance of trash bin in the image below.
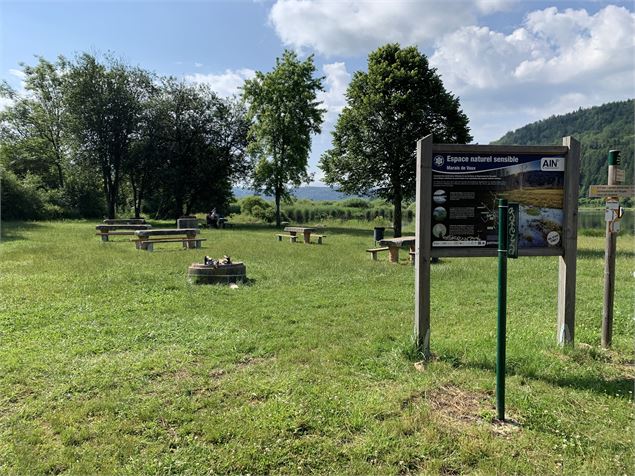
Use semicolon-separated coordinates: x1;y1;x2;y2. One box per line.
373;226;385;242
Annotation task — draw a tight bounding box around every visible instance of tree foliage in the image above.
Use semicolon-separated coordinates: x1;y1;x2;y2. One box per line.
242;50;324;225
320;43;471;236
0;57;70;190
64;53;154;218
1;53;252;221
147;79;250;218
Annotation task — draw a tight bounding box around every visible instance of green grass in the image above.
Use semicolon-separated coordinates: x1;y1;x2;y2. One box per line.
0;220;633;474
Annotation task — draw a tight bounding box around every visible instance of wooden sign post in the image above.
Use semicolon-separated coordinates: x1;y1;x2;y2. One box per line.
588;150;632;348
414;136;581;358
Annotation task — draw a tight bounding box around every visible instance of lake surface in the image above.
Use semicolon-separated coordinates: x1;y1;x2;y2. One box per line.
579;209;633;233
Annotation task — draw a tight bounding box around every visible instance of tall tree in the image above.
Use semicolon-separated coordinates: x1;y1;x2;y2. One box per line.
64;53;153;218
242;50;324;226
0;57;69;189
149;79;250;218
320;44;472;236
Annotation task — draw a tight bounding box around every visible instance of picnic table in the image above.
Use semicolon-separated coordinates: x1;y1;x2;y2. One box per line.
280;226;325;244
378;235;416;263
133;228;205;252
96;223;152;242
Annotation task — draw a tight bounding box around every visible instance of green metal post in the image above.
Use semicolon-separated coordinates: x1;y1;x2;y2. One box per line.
496;198;508;421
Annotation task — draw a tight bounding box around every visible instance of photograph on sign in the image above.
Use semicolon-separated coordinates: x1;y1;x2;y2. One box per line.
430;152;565;249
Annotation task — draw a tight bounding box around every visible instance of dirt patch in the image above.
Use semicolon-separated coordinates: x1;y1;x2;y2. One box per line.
425;384;495;425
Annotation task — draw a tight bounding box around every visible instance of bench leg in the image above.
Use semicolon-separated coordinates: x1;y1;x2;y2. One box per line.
388;246;399;263
277;235;282;241
290;236;297;243
141;242;153;252
370;251;378;261
101;234;109;242
317;236;323;244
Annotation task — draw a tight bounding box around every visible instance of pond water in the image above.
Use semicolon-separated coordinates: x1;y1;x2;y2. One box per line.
579;209;634;233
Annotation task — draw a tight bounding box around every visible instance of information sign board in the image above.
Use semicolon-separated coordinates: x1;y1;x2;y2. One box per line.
430;151;565;250
588;184;635;198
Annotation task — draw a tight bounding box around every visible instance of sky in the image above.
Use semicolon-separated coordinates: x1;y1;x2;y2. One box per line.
1;0;634;184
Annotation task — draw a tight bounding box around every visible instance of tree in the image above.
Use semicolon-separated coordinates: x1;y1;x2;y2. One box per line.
148;79;250;219
0;57;70;190
64;53;153;218
242;50;324;226
320;44;472;236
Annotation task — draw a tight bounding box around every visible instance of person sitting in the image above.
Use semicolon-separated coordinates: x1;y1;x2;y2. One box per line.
207;208;219;228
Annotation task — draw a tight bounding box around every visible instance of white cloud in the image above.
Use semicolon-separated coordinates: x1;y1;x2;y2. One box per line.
269;0;502;56
9;69;26;80
474;0;517;15
184;68;256;97
318;62;351;124
430;5;635;142
194;62;203;68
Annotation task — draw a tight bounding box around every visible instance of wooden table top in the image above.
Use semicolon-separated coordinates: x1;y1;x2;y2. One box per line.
96;224;152;231
284;226;316;233
379;235;416;246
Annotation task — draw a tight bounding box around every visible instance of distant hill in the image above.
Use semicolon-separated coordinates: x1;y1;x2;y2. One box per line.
492;99;634;196
232;186;363;201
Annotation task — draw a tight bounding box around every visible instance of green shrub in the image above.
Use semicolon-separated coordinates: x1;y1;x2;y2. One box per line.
249;205;274;223
1;171;47;220
228;202;241;215
340;198;369;208
241;196;272;215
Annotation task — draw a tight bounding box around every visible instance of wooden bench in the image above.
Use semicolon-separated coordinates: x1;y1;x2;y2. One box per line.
96;224;152;242
277;233;297;243
313;234;326;244
133;228;202;251
134;237;206;252
366;247;389;260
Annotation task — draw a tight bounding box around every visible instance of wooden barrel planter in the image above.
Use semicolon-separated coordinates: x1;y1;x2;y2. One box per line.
188;262;246;284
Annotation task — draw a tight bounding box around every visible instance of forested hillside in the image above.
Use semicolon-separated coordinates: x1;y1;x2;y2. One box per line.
493;100;633;197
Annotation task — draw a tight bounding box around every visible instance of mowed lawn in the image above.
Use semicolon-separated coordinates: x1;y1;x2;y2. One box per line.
0;220;632;475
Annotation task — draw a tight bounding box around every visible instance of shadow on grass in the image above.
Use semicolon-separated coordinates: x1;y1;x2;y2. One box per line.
437;352;633;399
576;248;635;259
0;221;46;243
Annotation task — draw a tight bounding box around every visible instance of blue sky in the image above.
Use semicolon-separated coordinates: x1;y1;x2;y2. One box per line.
1;0;634;184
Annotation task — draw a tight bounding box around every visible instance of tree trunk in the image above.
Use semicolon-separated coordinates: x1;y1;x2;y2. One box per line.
393;191;402;238
55;160;64;189
274;190;281;227
134;189;142;218
107;193;116;219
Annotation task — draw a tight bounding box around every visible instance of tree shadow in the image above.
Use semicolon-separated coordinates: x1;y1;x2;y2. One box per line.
437;351;633;399
0;222;46;243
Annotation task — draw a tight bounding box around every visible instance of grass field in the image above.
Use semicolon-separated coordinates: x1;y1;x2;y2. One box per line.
0;220;633;475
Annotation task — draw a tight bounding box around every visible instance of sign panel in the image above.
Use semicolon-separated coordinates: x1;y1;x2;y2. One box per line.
588;184;635;198
507;203;519;259
430;152;565;249
615;168;625;183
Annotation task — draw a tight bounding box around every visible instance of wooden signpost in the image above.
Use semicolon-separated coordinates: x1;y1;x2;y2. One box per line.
589;150;632;348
